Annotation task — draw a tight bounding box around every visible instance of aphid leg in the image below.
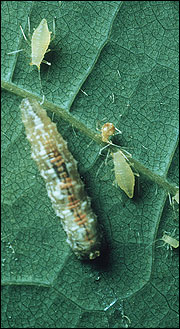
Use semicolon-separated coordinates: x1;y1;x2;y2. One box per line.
104;148;110;165
95;149;110;178
41;59;51;66
27;16;31;39
114;127;122;135
20;25;30;45
8;19;31;55
99;141;121;155
40;94;45;105
37;69;45;103
99;142;111;155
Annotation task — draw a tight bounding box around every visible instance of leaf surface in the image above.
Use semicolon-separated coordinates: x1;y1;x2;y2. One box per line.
2;1;179;328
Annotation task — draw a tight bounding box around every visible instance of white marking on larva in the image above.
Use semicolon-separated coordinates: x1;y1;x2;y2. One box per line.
20;98;101;260
111;150;135;198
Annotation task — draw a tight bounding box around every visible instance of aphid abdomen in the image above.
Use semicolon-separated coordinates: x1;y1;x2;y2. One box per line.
30;19;51;70
112;151;135;198
20;98;101;260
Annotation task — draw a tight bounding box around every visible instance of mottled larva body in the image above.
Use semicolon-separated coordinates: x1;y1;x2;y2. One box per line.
20;98;101;260
112;151;135;198
30;19;51;70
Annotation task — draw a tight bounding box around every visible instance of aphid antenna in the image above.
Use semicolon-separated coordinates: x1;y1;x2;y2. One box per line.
20;24;31;46
7;49;25;55
7;22;30;56
27;16;31;39
40;94;45;105
114;127;122;135
37;69;45;104
96;148;111;177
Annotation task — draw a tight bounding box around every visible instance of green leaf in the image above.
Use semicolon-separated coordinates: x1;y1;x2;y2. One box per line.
2;1;179;328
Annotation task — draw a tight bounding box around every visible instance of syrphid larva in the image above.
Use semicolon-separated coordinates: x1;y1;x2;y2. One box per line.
20;98;101;260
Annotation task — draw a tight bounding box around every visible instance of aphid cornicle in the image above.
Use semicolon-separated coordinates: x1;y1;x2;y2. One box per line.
20;98;101;260
112;150;135;198
30;19;52;70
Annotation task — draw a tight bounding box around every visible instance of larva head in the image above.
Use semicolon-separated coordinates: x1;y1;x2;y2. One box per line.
101;123;115;142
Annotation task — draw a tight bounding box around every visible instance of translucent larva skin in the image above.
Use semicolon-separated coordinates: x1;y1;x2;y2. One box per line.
20;98;101;260
112;151;135;198
30;19;51;70
162;234;179;249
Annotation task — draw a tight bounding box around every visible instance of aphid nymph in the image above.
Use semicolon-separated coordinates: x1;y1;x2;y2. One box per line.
161;233;179;249
30;18;52;71
112;150;135;198
8;18;55;97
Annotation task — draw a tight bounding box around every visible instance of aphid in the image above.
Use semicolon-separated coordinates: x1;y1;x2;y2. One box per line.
111;150;135;198
8;18;53;70
161;233;179;249
30;18;52;70
99;122;122;154
20;98;101;260
101;123;116;143
8;18;55;98
101;122;122;143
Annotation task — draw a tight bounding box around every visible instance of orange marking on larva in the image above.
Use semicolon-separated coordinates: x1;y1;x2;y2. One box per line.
50;155;62;163
61;182;73;189
77;219;88;226
74;214;86;222
68;195;75;201
85;236;94;243
55;159;65;167
65;177;72;182
68;200;80;209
